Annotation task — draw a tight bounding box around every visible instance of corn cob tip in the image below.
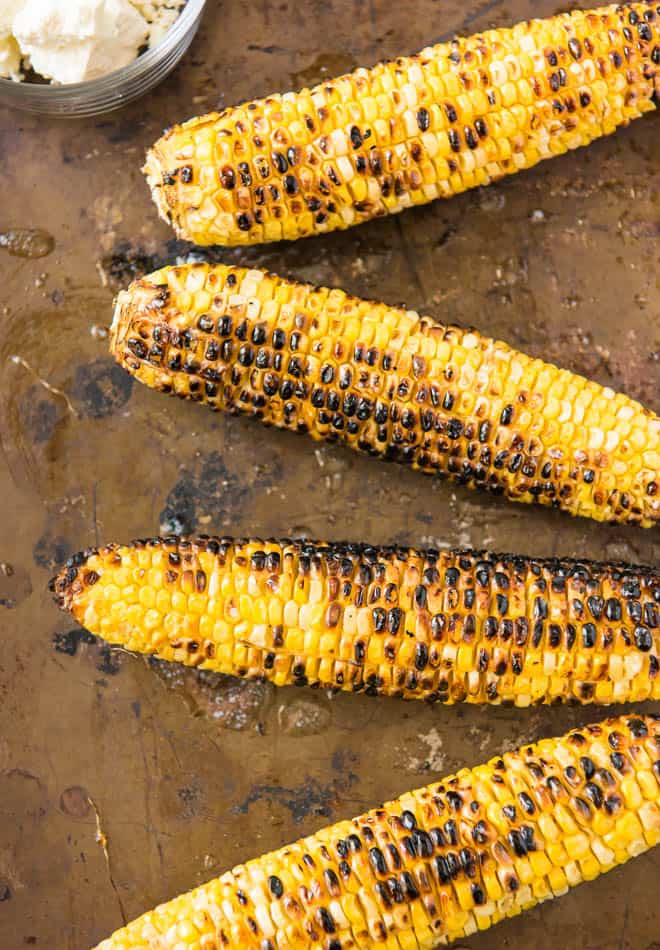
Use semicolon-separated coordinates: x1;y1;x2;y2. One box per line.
49;545;104;613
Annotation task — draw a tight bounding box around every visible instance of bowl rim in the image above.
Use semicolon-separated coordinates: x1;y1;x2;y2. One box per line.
0;0;207;98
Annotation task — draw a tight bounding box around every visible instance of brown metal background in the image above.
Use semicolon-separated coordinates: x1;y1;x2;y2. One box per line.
0;1;658;947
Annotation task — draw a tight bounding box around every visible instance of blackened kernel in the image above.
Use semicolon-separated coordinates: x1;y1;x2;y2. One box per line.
627;718;648;739
447;418;463;439
271;151;287;174
316;907;336;935
350;126;363;149
587;595;604;620
464;126;478;149
471;884;486;905
605;598;622;621
610;752;626;772
268;876;283;898
416;108;430;131
283;175;299;195
320;363;334;384
236;213;251;231
568;37;582;59
373;607;386;633
634;625;652;651
582;623;597;648
472;821;488;844
500;404;514;425
220;166;236;189
448;129;461;151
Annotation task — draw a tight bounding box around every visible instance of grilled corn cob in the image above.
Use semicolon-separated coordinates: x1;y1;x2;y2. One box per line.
144;2;660;246
94;714;660;949
51;536;660;705
111;263;660;525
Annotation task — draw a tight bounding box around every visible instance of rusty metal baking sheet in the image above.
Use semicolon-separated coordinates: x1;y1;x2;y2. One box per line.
0;0;658;947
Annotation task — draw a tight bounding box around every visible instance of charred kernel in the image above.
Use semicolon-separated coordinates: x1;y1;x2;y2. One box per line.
268;876;283;898
400;871;419;900
605;598;622;621
236;213;251;231
587;596;604;620
445;567;459;587
415;643;429;671
508;830;527;857
320;363;334;384
447;418;463;439
568;37;582;58
627;718;648;738
373;607;387;632
220;167;236;189
634;626;652;651
127;338;148;359
500;404;514;425
464;126;478;149
518;792;535;814
472;821;488;844
272;152;287;174
283;175;299;195
610;752;626;772
582;623;597;648
350;126;363;149
416;108;430;131
471;884;486;905
400;810;417;830
533;597;548;620
446;791;463;811
317;908;336;934
475;117;488;138
448;129;461;151
369;847;387;875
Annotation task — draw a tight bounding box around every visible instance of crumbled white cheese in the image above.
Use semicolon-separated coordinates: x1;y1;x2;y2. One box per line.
0;0;23;80
0;0;186;83
130;1;184;45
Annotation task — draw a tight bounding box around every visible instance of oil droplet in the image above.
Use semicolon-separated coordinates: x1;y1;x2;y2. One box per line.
0;228;54;259
60;785;91;818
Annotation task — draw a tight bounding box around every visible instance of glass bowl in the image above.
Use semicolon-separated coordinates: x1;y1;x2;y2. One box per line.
0;0;207;117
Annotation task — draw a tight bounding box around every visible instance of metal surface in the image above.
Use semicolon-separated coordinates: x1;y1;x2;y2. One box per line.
0;1;658;947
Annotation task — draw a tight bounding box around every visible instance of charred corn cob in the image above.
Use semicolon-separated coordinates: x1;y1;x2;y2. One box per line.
111;263;660;525
94;714;660;949
144;2;660;246
51;536;660;705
